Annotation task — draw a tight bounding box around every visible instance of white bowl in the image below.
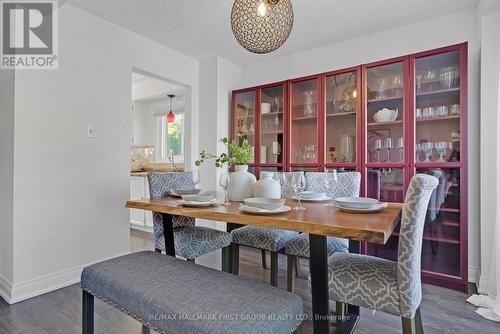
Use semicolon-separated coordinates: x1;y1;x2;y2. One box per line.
300;191;326;200
181;193;215;202
373;108;398;122
261;103;271;114
243;198;286;210
334;197;379;209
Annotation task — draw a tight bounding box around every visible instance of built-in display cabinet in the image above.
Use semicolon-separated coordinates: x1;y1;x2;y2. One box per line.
231;43;468;292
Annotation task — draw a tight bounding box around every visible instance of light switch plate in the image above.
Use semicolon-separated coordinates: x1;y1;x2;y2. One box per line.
87;125;96;138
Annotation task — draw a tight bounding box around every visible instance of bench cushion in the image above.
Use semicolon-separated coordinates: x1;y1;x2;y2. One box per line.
81;251;303;334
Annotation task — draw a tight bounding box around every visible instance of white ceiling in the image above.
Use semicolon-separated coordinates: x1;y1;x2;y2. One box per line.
68;0;478;66
132;72;185;102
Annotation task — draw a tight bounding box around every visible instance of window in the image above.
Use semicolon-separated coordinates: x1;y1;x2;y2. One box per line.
157;114;185;163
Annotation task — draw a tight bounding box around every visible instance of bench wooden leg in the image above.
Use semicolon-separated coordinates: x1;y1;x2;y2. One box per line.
295;256;302;278
287;255;295;292
261;249;267;269
231;243;240;275
82;290;94;334
270;251;278;287
154;248;162;253
142;324;150;333
187;258;195;263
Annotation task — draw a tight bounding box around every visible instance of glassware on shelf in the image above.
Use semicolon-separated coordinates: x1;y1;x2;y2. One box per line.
440;66;459;89
396;137;404;163
323;169;338;207
271;141;281;162
303;91;315;117
416;73;423;93
416;108;422;119
374;138;383;162
384;137;393;162
219;172;231;206
340;135;354;163
425;70;436;91
422;142;434;162
274;97;282;113
416;143;423;162
435;105;449;117
450;104;460;115
274;114;280;131
393;74;403;96
376;78;386;99
435;141;448;162
291;171;306;211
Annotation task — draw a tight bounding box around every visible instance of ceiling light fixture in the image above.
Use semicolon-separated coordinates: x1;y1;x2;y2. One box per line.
167;94;175;123
231;0;294;54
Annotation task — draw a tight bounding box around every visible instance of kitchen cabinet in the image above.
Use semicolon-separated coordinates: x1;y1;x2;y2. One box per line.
130;175;153;230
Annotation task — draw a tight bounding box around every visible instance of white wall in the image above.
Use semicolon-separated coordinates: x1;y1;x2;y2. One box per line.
239;8;481;282
132;101;153;146
478;6;500;294
0;70;15;301
198;56;241;230
4;3;199;303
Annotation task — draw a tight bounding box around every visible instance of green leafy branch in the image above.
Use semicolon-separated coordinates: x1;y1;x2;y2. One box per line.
195;134;252;168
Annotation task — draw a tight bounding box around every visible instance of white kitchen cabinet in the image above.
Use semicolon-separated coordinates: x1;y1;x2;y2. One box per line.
129;175;153;231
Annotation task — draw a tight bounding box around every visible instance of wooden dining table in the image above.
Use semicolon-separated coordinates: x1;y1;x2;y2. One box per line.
126;197;403;334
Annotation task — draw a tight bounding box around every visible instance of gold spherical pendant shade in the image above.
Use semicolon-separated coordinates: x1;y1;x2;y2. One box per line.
231;0;294;54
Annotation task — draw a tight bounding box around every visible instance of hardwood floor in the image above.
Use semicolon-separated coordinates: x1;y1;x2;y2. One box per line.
0;229;498;334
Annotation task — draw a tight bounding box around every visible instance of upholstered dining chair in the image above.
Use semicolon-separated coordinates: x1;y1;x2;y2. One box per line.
148;172;232;265
284;171;361;292
230;172;298;287
327;174;438;334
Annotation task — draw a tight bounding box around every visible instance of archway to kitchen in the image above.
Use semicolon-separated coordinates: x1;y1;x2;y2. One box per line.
129;68;189;235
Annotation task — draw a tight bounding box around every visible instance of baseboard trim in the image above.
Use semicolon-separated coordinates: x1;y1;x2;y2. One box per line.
7;251;130;304
0;272;12;303
468;266;479;283
478;275;490;294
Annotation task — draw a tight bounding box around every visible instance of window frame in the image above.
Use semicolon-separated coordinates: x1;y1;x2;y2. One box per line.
156;113;185;164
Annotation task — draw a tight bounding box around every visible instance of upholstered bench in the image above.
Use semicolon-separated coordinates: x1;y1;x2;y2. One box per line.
81;251;304;334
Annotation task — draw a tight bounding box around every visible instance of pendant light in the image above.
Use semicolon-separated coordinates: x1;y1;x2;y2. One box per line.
231;0;294;54
167;94;175;123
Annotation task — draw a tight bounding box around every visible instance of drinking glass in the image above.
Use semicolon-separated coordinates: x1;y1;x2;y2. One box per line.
274;172;288;199
191;169;201;188
384;137;393;162
374;138;383;162
291;172;306;211
396;137;404;162
219;172;231;206
435;141;448;162
323;169;338;207
422;142;434;162
426;70;436;91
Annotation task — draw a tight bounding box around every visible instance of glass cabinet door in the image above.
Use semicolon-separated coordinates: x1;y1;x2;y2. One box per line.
366;62;405;164
325;71;358;164
290;78;319;164
414;50;461;164
260;85;285;165
233;91;256;164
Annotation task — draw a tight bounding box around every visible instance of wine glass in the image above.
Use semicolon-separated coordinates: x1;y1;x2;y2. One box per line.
219;172;231;206
374;138;383;162
422;142;434;162
191;169;201;188
435;141;448;162
384;137;393;162
396;137;404;163
274;172;288;199
323;169;338;207
291;172;306;211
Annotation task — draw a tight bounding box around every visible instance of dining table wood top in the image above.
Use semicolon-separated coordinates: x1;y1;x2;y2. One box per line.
126;198;403;244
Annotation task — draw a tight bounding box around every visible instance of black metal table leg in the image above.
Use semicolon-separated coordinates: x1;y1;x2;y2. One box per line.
161;213;175;257
224;223;243;274
309;234;329;334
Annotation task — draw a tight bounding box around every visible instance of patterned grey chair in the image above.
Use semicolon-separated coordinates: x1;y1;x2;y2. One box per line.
231;172;299;287
284;171;360;292
327;174;438;334
148;172;232;263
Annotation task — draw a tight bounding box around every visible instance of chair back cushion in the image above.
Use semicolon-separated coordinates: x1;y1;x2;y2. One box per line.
271;172;297;198
147;172;196;249
304;172;361;199
397;174;439;318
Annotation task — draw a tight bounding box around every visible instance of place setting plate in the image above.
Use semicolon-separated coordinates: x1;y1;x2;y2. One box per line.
291;191;331;202
170;188;201;197
239;198;291;215
333;197;388;213
179;193;218;207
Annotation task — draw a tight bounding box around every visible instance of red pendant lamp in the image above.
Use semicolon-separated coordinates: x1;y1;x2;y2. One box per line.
167;94;175;123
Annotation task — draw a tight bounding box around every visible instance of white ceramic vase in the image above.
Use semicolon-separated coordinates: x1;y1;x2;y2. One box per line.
253;172;281;199
228;165;256;201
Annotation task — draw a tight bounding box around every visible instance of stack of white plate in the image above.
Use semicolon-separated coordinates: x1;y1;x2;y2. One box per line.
170;188;201;197
180;193;217;207
333;197;388;213
292;191;330;202
239;198;290;215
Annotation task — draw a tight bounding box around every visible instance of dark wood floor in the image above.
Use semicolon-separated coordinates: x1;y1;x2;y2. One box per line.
0;229;498;334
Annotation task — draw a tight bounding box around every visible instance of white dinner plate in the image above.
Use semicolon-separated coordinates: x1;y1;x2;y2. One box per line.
300;191;327;200
334;197;380;209
180;199;218;207
335;202;388;213
239;205;291;215
291;196;331;202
